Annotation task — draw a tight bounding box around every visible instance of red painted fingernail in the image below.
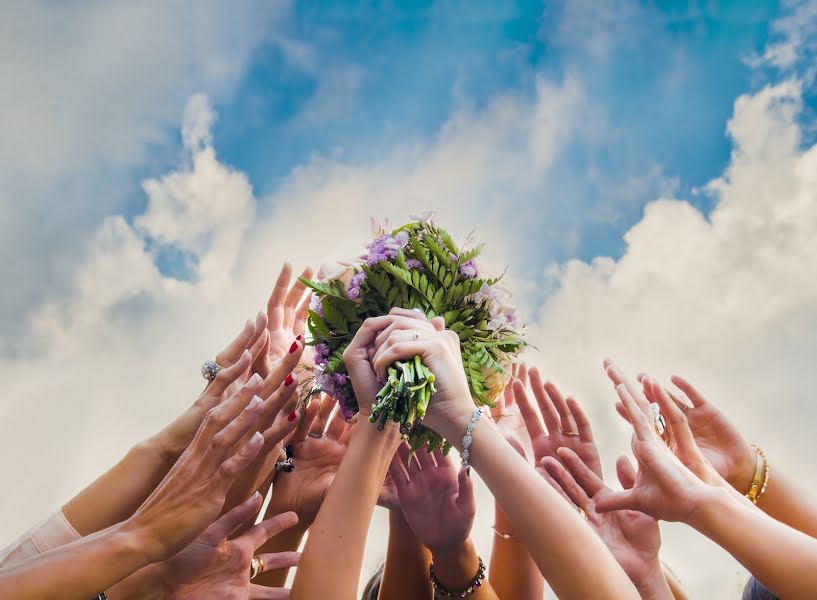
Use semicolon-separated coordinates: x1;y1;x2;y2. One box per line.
285;373;295;386
288;411;297;422
289;341;299;354
296;334;303;341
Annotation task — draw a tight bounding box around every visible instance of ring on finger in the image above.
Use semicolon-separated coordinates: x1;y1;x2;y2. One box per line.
250;555;264;579
561;430;580;437
201;360;223;382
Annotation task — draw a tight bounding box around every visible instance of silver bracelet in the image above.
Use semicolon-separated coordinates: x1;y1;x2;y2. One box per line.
460;407;486;468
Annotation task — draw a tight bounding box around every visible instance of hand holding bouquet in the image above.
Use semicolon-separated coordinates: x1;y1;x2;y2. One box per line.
303;215;527;453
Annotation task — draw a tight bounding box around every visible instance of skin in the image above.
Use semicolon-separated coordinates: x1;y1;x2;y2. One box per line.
488;364;545;600
109;494;299;599
389;444;497;599
0;379;269;599
290;314;425;599
595;368;817;600
377;510;433;600
629;367;817;540
371;312;639;599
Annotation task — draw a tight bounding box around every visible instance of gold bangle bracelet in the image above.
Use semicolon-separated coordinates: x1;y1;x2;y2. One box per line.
745;445;770;504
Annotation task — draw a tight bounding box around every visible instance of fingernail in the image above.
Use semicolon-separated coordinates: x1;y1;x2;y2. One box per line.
245;318;253;329
296;334;303;341
466;467;471;477
251;431;264;444
252;491;262;502
289;341;299;354
288;411;297;422
248;373;262;386
246;395;262;410
285;373;295;387
242;349;251;360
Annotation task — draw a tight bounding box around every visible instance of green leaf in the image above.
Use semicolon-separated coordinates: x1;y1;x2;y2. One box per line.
308;310;331;339
459;244;484;263
322;297;349;334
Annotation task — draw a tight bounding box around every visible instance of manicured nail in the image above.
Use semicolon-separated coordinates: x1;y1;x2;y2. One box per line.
289;341;299;354
466;467;471;478
288;411;297;422
251;431;264;444
296;334;303;341
246;395;262;410
245;318;253;329
285;373;295;387
248;373;262;386
252;491;262;502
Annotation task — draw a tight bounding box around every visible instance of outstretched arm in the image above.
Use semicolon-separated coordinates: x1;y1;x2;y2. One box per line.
378;509;433;600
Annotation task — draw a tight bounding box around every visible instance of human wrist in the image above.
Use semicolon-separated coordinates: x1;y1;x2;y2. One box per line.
120;513;170;565
632;560;672;600
435;403;487;453
140;431;184;466
686;484;737;534
728;443;759;492
430;538;485;595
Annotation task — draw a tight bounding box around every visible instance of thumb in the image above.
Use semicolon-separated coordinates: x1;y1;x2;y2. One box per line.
456;466;476;516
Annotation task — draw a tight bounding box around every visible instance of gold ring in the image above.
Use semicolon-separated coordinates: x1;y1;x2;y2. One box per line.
578;507;588;521
680;404;689;413
562;430;580;437
250;555;264;580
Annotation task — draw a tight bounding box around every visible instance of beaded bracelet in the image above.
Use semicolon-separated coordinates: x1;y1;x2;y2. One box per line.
429;557;486;598
460;407;486;468
745;445;770;504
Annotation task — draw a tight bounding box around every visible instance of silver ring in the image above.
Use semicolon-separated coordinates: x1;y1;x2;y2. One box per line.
201;360;222;382
413;330;420;340
275;458;294;473
650;403;667;437
307;432;324;439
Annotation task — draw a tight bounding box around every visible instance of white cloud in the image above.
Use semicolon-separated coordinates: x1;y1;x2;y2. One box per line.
749;0;817;75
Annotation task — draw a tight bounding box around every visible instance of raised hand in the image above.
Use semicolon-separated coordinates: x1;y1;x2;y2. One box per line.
128;377;271;562
255;263;312;378
491;363;533;459
593;375;713;523
544;450;668;596
512;368;602;478
264;396;353;526
389;444;475;553
640;373;755;492
159;494;299;600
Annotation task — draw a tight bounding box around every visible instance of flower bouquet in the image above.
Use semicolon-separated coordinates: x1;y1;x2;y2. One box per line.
302;215;526;453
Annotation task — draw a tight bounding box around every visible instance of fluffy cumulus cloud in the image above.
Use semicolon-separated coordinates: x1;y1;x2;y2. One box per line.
2;8;817;598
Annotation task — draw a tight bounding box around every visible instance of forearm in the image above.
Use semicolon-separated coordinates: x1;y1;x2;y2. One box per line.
692;486;817;599
252;521;308;587
378;510;433;600
105;563;167;599
63;436;176;536
0;520;152;600
756;468;817;539
661;564;689;600
430;538;496;599
291;422;400;599
632;561;674;600
489;504;544;599
438;415;638;599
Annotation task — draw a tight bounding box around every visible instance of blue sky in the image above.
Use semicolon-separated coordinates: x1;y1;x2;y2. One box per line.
202;0;798;266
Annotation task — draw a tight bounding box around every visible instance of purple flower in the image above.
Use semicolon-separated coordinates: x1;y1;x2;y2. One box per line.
314;343;330;368
405;258;423;270
459;259;479;278
316;370;350;403
347;270;367;300
310;294;324;318
365;232;410;266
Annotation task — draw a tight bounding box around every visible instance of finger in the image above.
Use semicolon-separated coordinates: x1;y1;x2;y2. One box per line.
616;384;654;442
258;340;303;400
267;263;293;330
245;511;299;548
325;404;347;440
566;397;594;443
345;315;403;357
249;583;292;599
544;381;577;433
557;447;605;497
388;451;410;489
603;359;626;387
492;387;507;419
261;408;300;452
388;307;431;321
312;395;336;434
254;550;301;572
374;317;437;351
670;375;708;408
594;488;640;514
372;340;433;381
371;329;433;372
614;402;631;423
260;372;299;432
293;293;311;336
208;394;266;463
216;431;265;489
430;315;445;331
538;460;573;504
216;315;262;368
415;445;434;469
529;368;561;434
249;329;271;365
648;378;696;453
291;401;320;444
456;466;476;516
208;491;264;540
284;268;313;329
542;457;590;509
201;373;264;439
616;456;637;490
513;380;545;440
208;350;254;397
